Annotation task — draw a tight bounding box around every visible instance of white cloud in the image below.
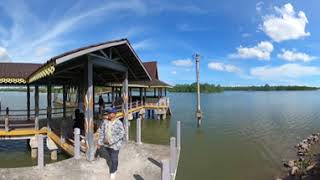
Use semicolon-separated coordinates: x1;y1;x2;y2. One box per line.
230;41;273;60
208;62;241;73
250;63;320;80
171;71;177;74
172;59;193;67
277;49;316;62
0;0;149;62
0;47;11;62
256;2;264;12
261;3;310;42
35;47;51;56
177;23;210;32
242;33;252;38
132;39;154;50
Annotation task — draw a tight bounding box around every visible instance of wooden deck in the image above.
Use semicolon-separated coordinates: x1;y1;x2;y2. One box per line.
0;104;170;155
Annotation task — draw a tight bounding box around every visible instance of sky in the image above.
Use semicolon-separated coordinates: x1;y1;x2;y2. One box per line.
0;0;320;86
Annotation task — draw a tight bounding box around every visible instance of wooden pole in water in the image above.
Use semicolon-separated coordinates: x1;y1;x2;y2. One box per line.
195;54;202;127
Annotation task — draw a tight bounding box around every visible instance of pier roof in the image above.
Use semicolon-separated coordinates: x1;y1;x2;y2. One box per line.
0;63;41;84
27;39;152;85
0;39;170;87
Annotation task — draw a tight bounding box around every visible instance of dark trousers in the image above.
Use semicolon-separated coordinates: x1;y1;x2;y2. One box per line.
106;147;119;173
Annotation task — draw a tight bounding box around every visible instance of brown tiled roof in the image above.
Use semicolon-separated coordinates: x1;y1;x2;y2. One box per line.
45;38;128;64
143;61;158;80
0;63;42;78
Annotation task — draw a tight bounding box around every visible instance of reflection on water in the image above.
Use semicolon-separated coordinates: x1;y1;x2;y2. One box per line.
1;91;320;179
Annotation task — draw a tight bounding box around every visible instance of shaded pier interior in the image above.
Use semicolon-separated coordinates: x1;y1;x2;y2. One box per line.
0;39;172;161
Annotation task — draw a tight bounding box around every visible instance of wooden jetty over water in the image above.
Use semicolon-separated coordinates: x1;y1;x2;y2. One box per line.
0;39;180;180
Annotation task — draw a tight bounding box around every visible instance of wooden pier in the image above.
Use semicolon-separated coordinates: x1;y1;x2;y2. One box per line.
0;38;180;180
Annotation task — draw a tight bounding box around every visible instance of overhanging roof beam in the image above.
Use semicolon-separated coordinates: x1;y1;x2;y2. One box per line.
112;48;138;80
89;56;127;73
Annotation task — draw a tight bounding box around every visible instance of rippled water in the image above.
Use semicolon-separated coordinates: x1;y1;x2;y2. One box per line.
2;91;320;179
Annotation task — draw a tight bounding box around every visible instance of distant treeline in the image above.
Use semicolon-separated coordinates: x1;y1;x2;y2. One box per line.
169;83;223;93
169;83;319;93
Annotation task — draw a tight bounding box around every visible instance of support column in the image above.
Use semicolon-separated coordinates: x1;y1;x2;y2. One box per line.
129;87;132;106
93;84;95;113
123;72;129;141
35;85;39;130
27;84;31;120
139;87;143;104
111;87;115;106
154;88;156;98
78;80;85;113
165;88;167;96
143;88;146;105
63;85;67;118
84;60;94;161
47;84;52;130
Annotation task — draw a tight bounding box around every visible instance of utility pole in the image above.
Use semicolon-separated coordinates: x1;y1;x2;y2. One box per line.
195;54;202;127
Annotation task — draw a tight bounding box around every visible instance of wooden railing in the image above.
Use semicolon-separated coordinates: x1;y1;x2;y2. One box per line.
0;106;76;131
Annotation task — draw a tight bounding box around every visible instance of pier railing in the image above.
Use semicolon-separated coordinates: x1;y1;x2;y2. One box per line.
0;106;76;131
161;121;181;180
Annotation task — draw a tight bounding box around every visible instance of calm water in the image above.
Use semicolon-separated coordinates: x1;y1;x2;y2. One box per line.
2;91;320;179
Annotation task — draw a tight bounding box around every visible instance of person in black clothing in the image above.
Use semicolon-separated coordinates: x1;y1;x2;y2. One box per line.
73;109;84;134
98;95;105;114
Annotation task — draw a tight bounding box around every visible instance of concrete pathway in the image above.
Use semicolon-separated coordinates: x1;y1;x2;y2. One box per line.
0;142;169;180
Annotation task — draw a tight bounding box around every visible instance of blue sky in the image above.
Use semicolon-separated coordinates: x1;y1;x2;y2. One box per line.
0;0;320;86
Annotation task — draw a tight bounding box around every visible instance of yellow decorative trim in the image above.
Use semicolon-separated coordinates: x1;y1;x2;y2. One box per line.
0;78;26;84
28;65;55;83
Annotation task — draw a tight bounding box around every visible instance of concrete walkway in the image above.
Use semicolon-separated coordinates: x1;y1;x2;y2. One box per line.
0;142;170;180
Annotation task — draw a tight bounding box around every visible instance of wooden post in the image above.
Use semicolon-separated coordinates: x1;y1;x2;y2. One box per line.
177;121;181;150
27;84;30;120
93;84;95;113
154;88;156;98
170;137;177;179
123;72;129;141
37;135;44;168
63;85;67;118
47;84;52;130
195;54;202;126
129;87;132;106
143;88;146;105
74;128;81;159
5;107;9;131
139;88;142;104
136;117;142;144
161;159;170;180
111;87;115;106
35;85;39;130
84;59;95;161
